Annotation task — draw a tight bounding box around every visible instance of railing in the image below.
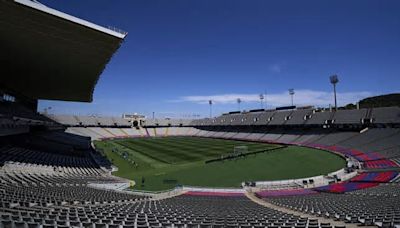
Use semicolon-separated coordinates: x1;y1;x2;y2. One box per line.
127;186;184;199
126;185;246;197
181;185;245;193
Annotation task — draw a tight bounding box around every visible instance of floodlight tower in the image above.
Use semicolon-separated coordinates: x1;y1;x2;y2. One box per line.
330;75;339;111
208;100;213;118
237;98;242;111
43;106;52;114
289;89;295;106
264;90;268;109
259;93;264;109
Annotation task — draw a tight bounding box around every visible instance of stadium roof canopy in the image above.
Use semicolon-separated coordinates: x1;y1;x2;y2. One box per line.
0;0;127;102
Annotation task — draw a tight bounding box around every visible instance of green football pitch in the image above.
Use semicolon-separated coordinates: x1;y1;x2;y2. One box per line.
94;136;345;191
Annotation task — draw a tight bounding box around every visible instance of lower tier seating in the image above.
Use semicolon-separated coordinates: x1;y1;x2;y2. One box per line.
265;183;400;227
0;189;335;228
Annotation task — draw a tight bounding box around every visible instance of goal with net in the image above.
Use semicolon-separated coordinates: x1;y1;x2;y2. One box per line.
233;145;248;156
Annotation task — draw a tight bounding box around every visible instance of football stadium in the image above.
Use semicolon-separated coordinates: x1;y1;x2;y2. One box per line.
1;0;400;228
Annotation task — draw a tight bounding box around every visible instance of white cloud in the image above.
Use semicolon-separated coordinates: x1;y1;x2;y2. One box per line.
175;90;374;107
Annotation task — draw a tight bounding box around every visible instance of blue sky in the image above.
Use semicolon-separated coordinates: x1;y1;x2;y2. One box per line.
38;0;400;118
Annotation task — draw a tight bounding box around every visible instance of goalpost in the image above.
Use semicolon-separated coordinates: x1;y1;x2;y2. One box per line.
233;145;248;156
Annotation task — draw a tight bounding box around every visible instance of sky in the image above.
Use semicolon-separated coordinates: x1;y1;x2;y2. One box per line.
38;0;400;118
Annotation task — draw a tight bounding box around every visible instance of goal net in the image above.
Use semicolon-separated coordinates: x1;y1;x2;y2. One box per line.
233;145;248;155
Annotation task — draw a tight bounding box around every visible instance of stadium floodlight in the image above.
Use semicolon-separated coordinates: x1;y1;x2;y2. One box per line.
288;89;295;106
330;75;339;111
237;98;242;111
264;90;268;109
259;93;264;109
209;100;213;118
43;106;52;114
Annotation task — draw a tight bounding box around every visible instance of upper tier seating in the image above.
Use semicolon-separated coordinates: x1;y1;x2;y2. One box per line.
186;106;400;127
65;127;131;140
304;110;334;125
286;109;313;125
370;107;400;124
50;106;400;128
96;117;115;126
268;110;293;125
48;114;79;126
143;118;192;127
0;146;97;168
112;117;131;127
229;113;246;125
253;111;275;126
332;109;368;125
0;101;50;122
76;116;98;126
238;112;264;125
48;115;131;127
210;115;229;126
0;117;29;136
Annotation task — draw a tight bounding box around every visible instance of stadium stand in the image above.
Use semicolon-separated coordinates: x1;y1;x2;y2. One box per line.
338;128;398;149
357;132;400;158
96;117;115;126
256;189;319;198
66;127;104;140
239;111;263;126
0;186;336;228
350;171;398;182
4;93;400;226
370;106;400;124
268;110;293;126
310;132;358;146
1;0;400;227
0;117;29;136
253;111;275;126
332;109;368;125
47;114;131;127
291;131;325;144
229;113;246;125
59;112;400;176
60;107;400;168
305;110;335;125
112;117;132;127
260;132;283;142
78;116;103;127
209;115;227;126
244;132;265;141
142;118;193;127
285;109;313;125
201;118;215;126
0;102;52;123
45;114;80;127
265;184;400;227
